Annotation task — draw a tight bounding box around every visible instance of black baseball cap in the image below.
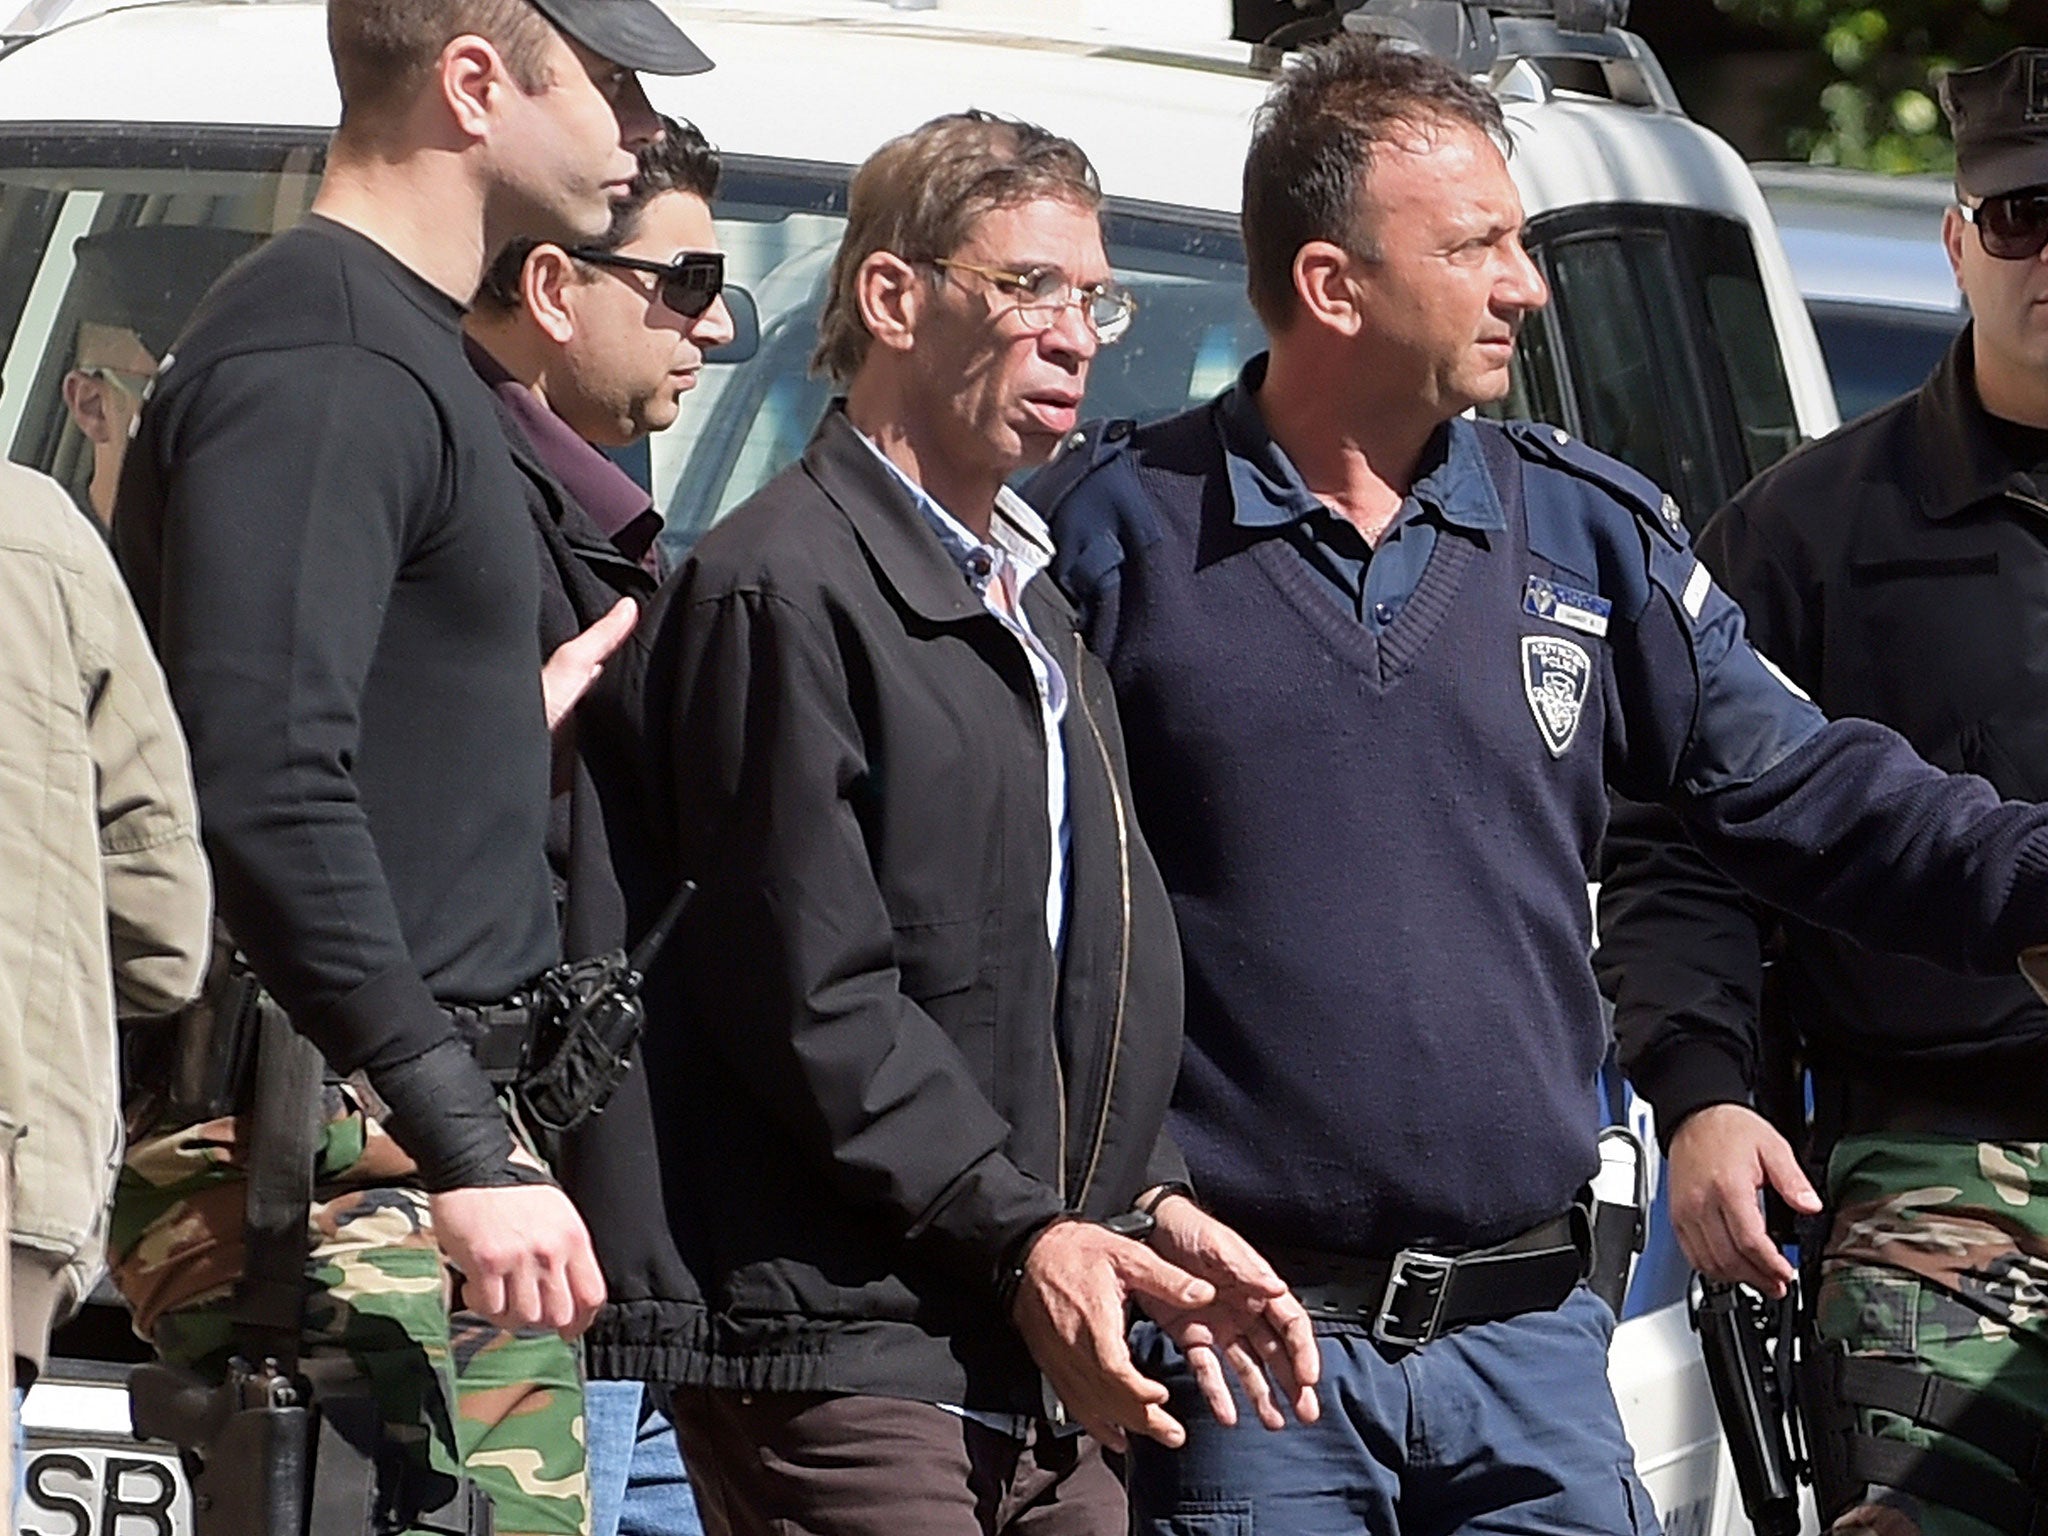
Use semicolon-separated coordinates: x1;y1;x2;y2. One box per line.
525;0;712;76
1939;48;2048;200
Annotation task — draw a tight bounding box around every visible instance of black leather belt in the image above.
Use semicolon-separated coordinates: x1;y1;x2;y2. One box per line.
445;1001;534;1084
1273;1211;1589;1348
1829;1065;2046;1143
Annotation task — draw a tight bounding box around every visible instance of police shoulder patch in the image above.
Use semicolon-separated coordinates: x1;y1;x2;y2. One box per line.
1522;634;1592;757
1500;422;1687;551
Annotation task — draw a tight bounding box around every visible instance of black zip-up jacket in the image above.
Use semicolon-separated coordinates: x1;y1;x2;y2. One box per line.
1598;329;2048;1141
483;381;702;1382
637;408;1187;1412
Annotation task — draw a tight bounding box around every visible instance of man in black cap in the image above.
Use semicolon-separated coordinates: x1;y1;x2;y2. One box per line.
57;225;261;525
1597;46;2048;1536
107;0;710;1528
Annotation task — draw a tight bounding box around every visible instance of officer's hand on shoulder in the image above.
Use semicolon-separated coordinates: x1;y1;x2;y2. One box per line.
1666;1103;1820;1299
542;596;638;732
430;1181;607;1337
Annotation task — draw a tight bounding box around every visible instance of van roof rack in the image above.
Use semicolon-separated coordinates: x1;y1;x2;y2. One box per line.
1320;0;1681;113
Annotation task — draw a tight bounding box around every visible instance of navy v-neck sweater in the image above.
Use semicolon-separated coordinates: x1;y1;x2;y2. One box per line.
1041;402;2048;1259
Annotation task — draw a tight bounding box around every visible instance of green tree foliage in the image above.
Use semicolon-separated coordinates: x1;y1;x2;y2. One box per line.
1716;0;2047;169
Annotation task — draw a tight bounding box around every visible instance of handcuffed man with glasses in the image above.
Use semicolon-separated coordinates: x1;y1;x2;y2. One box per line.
637;109;1318;1536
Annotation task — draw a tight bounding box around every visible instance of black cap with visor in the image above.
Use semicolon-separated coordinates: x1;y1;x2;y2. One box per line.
1939;48;2048;201
525;0;713;76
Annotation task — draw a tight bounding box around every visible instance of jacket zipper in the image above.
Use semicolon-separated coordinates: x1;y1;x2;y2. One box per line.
1038;650;1069;1205
1052;977;1068;1206
1068;634;1133;1209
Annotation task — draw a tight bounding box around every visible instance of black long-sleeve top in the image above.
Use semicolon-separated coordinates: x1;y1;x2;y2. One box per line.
115;219;558;1183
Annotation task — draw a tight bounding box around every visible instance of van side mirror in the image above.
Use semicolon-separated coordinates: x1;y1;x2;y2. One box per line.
707;284;759;365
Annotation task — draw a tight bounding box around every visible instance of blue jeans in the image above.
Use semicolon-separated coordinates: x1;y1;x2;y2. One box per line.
586;1380;702;1536
1128;1286;1660;1536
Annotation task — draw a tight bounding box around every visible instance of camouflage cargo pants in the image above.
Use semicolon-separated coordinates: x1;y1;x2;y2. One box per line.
1814;1134;2048;1536
109;1085;588;1536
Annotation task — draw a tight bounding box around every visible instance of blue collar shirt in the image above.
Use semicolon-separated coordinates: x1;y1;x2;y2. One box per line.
1217;354;1507;630
856;433;1072;957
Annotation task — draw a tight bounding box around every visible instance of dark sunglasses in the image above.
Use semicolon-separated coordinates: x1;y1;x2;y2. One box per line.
567;247;726;317
1960;187;2048;261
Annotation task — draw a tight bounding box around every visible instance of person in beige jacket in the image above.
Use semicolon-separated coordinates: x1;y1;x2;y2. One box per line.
0;457;209;1414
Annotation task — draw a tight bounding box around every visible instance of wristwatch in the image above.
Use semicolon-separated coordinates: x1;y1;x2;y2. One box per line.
1100;1181;1194;1242
1100;1207;1158;1241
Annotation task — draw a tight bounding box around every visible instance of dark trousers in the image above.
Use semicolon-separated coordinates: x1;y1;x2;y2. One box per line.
669;1387;1127;1536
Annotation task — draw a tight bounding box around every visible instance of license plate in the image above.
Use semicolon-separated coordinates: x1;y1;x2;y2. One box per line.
20;1442;193;1536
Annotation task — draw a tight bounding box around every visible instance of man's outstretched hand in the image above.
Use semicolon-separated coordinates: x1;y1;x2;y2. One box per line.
542;597;637;732
1010;1219;1214;1453
1139;1194;1321;1431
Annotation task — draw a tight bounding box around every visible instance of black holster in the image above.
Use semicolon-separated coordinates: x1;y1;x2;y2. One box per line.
1793;1325;2048;1536
124;928;267;1136
132;1358;330;1536
1792;1320;1859;1529
132;1356;492;1536
128;995;494;1536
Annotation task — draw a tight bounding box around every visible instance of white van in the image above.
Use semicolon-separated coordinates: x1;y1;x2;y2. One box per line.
0;3;1835;1532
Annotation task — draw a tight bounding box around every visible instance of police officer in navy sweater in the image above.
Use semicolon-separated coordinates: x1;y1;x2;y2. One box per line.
1027;35;2048;1536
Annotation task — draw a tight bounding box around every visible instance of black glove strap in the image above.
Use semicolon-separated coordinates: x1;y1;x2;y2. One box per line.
372;1038;523;1192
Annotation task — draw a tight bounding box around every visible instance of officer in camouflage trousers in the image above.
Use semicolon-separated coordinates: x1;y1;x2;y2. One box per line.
114;1094;590;1531
1598;48;2048;1536
1814;1140;2048;1532
105;0;710;1526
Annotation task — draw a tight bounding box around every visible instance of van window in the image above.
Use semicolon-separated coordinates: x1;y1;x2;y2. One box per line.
0;133;1266;554
1494;205;1803;534
3;135;1808;552
1807;299;1961;421
1547;233;1718;516
0;132;322;519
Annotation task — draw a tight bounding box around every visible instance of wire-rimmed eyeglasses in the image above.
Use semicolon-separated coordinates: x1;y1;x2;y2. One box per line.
929;258;1137;345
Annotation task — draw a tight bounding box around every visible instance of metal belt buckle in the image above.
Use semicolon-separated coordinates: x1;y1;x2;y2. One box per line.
1374;1248;1454;1347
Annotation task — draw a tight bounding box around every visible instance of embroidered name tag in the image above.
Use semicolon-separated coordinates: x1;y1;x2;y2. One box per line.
1523;635;1592;758
1523;575;1611;638
1681;558;1713;620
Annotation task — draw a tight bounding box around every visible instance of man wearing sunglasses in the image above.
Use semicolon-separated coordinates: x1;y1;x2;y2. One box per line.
1597;47;2048;1536
465;116;736;1536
